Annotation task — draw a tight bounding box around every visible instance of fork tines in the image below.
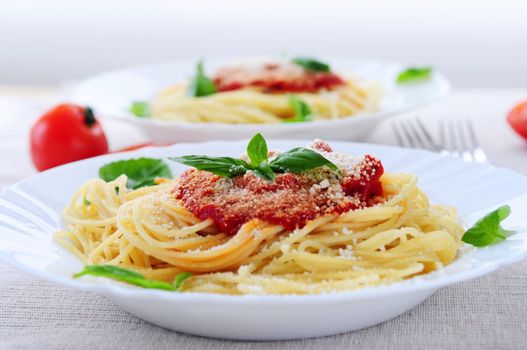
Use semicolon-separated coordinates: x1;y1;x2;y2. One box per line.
392;117;488;163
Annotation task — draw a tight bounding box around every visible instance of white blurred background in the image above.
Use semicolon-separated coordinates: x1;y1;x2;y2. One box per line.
0;0;526;87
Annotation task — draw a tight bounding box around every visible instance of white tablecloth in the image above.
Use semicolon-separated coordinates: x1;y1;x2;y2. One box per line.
1;88;527;349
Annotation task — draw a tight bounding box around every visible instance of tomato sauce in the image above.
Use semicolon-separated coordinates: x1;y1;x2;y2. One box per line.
213;62;345;94
173;151;384;235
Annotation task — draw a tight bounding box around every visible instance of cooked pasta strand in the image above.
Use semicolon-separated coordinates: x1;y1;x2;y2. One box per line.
54;172;463;295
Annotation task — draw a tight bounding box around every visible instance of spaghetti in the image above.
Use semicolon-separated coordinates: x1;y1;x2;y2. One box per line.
55;142;463;295
150;60;382;123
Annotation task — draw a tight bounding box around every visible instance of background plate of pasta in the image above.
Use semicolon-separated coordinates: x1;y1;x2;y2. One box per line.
1;138;527;340
70;56;450;142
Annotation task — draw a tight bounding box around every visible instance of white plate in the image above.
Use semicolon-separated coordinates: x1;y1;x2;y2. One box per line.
1;140;527;341
70;57;450;142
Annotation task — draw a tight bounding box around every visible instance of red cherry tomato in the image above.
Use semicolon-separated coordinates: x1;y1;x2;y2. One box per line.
30;104;109;171
507;100;527;141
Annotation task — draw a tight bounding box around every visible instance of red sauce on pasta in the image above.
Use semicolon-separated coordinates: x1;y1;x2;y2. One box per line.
213;62;345;93
173;146;384;235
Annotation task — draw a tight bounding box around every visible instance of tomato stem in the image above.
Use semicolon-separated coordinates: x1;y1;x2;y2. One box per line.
84;107;96;127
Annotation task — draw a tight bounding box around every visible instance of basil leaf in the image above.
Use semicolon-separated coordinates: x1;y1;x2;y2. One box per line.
246;133;268;166
83;198;91;206
285;95;314;123
130;101;150;118
396;67;432;84
173;272;193;290
253;163;275;181
75;265;143;279
188;61;217;97
462;205;513;247
169;134;340;180
73;265;177;291
292;57;331;72
270;147;341;175
99;158;173;189
169;155;250;177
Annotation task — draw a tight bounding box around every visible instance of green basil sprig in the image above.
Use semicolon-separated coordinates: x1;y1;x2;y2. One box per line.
462;205;513;247
99;158;173;189
74;265;192;291
129;101;150;118
253;163;275;181
188;60;217;97
172;271;193;290
396;67;432;84
292;57;331;72
169;133;340;181
168;156;249;178
246;132;268;165
285;95;314;123
270;147;341;175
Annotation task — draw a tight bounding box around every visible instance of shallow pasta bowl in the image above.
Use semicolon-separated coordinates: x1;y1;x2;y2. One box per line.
69;56;450;142
1;140;527;340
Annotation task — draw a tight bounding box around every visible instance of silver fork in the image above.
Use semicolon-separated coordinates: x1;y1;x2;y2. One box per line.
392;118;488;163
